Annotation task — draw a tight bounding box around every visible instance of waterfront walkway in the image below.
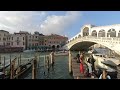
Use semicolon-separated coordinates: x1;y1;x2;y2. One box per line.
71;58;98;79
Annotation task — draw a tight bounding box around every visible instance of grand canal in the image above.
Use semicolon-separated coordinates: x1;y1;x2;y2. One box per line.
0;48;119;79
0;52;73;79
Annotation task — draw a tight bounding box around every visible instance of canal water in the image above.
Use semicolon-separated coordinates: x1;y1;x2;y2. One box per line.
0;52;73;79
0;48;119;79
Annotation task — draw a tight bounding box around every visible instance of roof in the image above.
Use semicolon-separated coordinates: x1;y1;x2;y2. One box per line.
0;30;9;33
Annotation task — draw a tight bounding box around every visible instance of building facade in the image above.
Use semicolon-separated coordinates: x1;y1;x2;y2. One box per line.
44;34;68;50
0;30;68;52
10;31;29;50
0;30;9;46
27;32;39;50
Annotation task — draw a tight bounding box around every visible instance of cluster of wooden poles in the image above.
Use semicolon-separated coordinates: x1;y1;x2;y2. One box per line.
0;54;22;79
32;52;55;79
0;52;55;79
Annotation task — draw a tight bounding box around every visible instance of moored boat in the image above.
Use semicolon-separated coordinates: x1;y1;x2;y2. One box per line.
54;50;69;56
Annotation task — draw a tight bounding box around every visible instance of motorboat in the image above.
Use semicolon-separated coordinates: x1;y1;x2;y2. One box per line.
23;50;35;53
92;53;118;71
93;53;120;67
54;50;69;56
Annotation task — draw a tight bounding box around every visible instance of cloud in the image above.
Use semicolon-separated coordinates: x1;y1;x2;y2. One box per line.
0;11;81;37
0;11;47;33
40;11;81;35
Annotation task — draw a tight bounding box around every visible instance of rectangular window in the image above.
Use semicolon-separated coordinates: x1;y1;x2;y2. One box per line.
12;37;13;40
3;38;6;41
23;42;25;45
29;43;31;45
36;36;37;38
23;37;24;40
17;37;19;40
11;42;13;45
3;42;5;46
17;42;19;45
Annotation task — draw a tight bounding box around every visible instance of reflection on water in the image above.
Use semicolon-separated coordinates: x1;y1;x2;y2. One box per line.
24;55;73;79
0;52;73;79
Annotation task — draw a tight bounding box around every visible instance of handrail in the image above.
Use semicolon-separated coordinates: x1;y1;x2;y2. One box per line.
68;36;120;42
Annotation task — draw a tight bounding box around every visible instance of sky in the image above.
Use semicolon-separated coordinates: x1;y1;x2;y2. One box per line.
1;11;120;39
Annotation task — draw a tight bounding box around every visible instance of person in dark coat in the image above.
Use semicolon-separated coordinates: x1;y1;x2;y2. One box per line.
76;53;80;63
89;55;96;72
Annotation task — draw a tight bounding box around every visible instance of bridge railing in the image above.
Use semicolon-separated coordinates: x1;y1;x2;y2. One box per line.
67;36;120;45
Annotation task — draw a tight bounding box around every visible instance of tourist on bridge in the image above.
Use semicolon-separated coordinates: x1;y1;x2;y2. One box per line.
99;69;111;79
87;59;92;77
79;53;84;74
76;53;80;63
89;55;96;72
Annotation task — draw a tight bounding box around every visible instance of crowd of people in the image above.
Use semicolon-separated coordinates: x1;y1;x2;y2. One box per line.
76;52;111;79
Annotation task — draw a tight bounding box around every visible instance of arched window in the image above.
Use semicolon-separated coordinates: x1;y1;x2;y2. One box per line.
118;30;120;37
78;34;81;38
83;27;89;37
98;30;105;37
91;30;97;37
107;29;116;37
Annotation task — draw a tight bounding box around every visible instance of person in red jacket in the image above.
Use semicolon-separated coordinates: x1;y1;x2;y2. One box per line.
79;53;84;74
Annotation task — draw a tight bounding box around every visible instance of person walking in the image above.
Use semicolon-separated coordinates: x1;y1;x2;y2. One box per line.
79;53;84;74
87;59;92;77
89;55;96;72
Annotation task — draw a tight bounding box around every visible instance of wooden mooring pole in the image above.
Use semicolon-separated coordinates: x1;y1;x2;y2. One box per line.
3;56;5;79
10;54;12;79
20;54;21;65
10;58;16;79
69;50;72;74
47;56;50;73
0;55;1;64
32;57;37;79
50;52;55;69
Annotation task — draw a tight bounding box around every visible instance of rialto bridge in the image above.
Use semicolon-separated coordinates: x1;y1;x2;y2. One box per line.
63;24;120;55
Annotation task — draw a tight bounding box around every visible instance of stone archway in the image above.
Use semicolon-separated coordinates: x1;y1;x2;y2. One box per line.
57;45;60;48
118;30;120;37
107;29;116;37
91;30;97;37
98;30;105;37
52;45;55;51
82;27;89;37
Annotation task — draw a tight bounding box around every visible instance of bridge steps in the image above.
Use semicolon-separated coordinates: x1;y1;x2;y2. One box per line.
71;58;98;79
